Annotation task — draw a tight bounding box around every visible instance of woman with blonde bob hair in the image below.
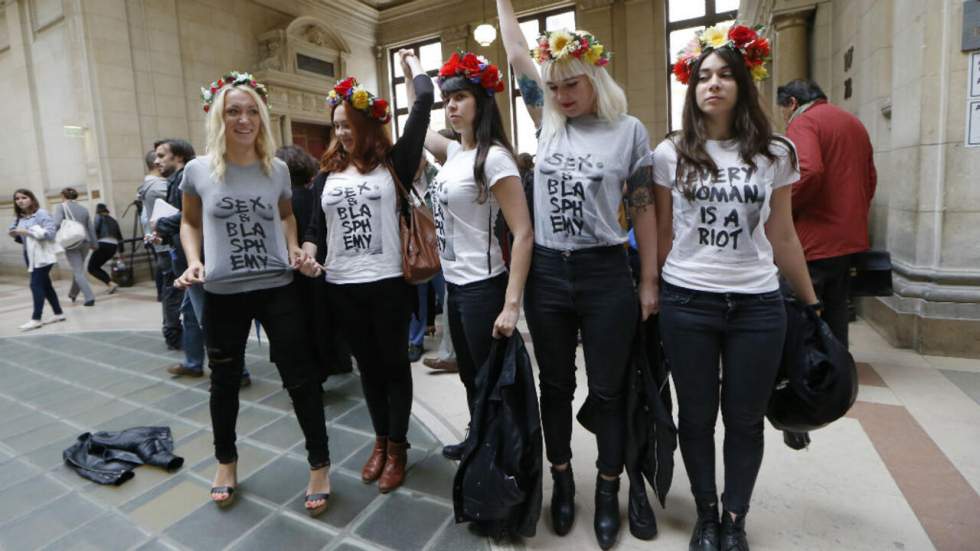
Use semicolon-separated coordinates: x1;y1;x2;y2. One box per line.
496;1;660;547
175;71;332;516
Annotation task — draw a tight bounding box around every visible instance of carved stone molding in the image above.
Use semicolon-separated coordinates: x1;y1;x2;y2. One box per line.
771;9;814;32
441;24;470;43
579;0;616;11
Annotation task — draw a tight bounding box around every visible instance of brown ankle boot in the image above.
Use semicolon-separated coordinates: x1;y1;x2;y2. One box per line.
361;436;387;482
378;440;410;493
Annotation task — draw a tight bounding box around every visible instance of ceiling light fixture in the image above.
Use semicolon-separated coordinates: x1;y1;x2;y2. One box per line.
473;0;497;47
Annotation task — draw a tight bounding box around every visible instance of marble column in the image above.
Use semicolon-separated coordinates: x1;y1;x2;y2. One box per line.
772;10;812;86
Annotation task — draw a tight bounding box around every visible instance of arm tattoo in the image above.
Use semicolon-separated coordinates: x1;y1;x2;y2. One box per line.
517;74;544;108
627;166;655;212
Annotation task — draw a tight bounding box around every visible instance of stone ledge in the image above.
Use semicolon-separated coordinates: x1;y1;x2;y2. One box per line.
859;297;980;359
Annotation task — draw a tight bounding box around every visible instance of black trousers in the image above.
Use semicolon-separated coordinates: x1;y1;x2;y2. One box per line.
157;252;183;347
658;281;786;514
203;284;329;467
446;273;508;414
524;245;637;476
807;255;852;348
327;277;414;441
87;242;117;285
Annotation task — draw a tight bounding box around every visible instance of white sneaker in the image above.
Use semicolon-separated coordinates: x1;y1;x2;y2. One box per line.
19;319;43;331
45;314;66;324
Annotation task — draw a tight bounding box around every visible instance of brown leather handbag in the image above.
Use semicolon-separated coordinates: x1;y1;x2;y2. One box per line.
387;163;441;284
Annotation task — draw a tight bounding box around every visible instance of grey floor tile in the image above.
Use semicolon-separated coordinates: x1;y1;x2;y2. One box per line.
41;512;150;551
24;384;76;408
333;405;373;433
241;454;308;505
47;391;111;418
229;513;333;551
73;400;139;427
287;471;378;530
941;369;980;406
406;418;439;452
125;382;181;404
428;520;491;551
3;421;76;453
0;491;102;550
401;452;456;500
152;388;209;413
322;395;362;421
250;415;305;450
164;496;274;549
354;492;451;550
22;434;80;470
97;408;168;433
0;458;41;491
295;426;368;465
236;406;285;436
0;411;59;440
102;376;158;397
259;389;294;411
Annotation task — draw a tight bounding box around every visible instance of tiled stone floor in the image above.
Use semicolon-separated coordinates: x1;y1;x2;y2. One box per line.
0;331;489;551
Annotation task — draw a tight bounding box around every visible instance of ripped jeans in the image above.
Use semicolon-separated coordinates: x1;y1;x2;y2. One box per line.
203;284;329;467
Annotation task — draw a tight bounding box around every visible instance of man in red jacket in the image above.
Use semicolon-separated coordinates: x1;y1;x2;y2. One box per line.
777;80;877;348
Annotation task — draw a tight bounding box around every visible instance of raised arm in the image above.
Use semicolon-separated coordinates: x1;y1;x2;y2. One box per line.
399;49;452;162
390;51;435;186
496;0;543;128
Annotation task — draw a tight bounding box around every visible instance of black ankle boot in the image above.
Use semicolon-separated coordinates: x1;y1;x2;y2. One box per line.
594;474;621;550
720;511;749;551
628;481;657;540
689;499;720;551
550;466;575;536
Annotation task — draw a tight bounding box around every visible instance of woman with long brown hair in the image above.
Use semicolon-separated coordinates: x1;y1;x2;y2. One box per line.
301;50;433;493
9;189;66;330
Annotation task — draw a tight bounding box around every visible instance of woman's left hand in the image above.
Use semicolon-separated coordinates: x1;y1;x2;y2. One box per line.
639;279;660;320
9;228;28;237
492;304;520;338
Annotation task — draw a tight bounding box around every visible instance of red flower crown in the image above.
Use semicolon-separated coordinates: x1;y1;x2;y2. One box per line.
438;51;505;96
671;24;771;85
326;77;391;124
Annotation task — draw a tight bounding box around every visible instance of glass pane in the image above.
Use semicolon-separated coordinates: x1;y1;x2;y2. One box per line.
419;42;443;72
396;114;409;139
545;10;575;32
668;1;705;22
669;26;702;60
514;100;538;155
430;108;446;133
715;0;739;14
391;51;403;79
431;82;442;104
520;19;539;48
395;83;408;111
668;27;702;132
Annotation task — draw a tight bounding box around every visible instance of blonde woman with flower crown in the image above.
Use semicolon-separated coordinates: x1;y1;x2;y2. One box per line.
496;1;659;548
175;72;331;517
656;26;818;551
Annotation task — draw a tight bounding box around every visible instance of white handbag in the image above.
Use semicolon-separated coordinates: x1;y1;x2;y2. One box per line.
56;203;87;249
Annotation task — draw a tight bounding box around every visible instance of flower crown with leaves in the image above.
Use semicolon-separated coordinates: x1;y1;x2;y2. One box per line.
531;29;611;67
672;24;771;85
438;51;505;96
200;71;268;113
326;77;391;124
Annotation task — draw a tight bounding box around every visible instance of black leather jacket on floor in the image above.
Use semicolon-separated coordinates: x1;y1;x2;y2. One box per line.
63;426;184;485
453;333;543;538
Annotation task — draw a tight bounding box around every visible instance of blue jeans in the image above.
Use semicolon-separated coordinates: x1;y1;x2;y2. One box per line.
29;264;63;320
658;281;786;514
408;272;445;347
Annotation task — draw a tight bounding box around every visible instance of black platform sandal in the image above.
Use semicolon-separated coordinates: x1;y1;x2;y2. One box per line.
305;493;330;517
210;486;236;508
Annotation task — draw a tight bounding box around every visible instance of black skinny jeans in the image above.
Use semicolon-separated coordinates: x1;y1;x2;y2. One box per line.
524;245;637;476
29;264;63;320
446;272;508;415
87;242;117;285
326;277;414;442
658;281;786;515
204;284;329;467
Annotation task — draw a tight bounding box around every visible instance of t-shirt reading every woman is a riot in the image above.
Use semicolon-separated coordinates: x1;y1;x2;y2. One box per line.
179;155;294;294
432;141;520;285
321;165;402;284
533;114;653;250
652;138;800;294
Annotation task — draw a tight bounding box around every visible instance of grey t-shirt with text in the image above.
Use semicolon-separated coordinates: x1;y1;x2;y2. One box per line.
180;155;294;294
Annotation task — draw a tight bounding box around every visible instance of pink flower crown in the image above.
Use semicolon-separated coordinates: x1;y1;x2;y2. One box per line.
531;29;610;67
326;77;391;124
438;51;505;96
200;71;268;113
672;24;771;85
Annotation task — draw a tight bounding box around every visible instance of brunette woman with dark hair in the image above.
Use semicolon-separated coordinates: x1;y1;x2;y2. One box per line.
655;27;819;551
402;50;533;460
9;189;65;330
301;50;433;493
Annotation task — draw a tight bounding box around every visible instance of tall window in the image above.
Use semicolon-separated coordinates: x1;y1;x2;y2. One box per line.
666;0;738;130
510;7;576;155
389;39;447;139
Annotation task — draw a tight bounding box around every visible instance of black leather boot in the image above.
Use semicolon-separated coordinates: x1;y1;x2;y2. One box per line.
594;474;621;550
628;481;657;540
720;510;749;551
550;465;575;536
689;499;721;551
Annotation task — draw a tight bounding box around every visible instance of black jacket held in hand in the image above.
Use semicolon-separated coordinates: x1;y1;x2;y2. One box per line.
63;426;184;485
577;314;676;506
768;297;858;432
453;333;543;538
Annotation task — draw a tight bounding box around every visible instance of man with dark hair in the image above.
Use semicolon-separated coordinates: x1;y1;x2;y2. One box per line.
137;149;169;299
151;138;196;350
776;79;877;348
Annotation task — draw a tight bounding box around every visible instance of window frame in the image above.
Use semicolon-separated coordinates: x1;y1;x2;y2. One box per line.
509;6;576;153
665;0;738;130
389;37;444;138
